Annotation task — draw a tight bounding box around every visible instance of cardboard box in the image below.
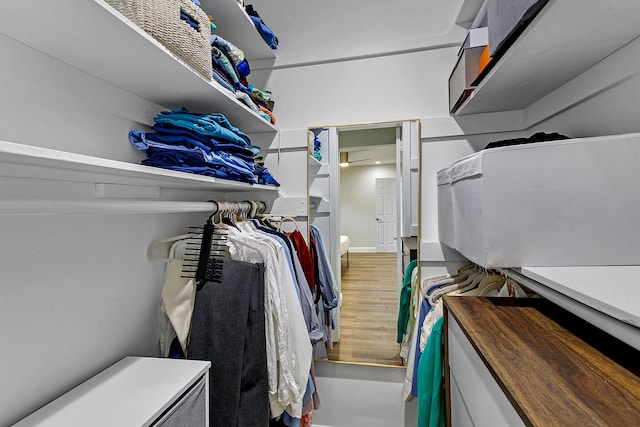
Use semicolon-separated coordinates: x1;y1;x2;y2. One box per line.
458;27;489;56
449;46;484;113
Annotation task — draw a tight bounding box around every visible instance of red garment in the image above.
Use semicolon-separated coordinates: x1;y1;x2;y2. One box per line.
300;413;313;427
288;229;316;291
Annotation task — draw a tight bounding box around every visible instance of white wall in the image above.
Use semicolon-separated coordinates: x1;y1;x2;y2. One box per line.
258;47;461;131
340;164;396;248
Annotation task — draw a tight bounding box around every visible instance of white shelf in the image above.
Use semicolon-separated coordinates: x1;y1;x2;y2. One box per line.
270;196;308;216
509;269;640;352
14;357;210;427
0;0;276;134
519;266;640;328
0;140;279;193
200;0;276;61
455;0;640;116
309;156;323;168
309;195;330;213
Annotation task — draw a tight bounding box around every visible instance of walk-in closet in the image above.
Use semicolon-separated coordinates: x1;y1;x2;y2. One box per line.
2;0;640;426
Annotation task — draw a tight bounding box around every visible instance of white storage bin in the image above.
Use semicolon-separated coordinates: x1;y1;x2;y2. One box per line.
450;133;640;267
437;167;455;249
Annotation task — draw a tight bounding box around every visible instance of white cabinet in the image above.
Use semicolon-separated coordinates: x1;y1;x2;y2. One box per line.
447;314;525;427
14;357;211;427
444;296;640;426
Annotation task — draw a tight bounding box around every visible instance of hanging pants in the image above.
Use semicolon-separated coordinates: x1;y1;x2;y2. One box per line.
188;258;268;427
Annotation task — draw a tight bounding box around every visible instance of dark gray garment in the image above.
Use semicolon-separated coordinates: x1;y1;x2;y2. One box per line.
154;375;207;426
188;259;268;427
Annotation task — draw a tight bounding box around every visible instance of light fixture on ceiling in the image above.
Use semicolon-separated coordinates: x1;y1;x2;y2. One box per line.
339;152;349;167
339;151;370;167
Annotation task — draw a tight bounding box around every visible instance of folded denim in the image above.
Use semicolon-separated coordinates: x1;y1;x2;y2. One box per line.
180;12;200;30
211;47;240;84
129;131;255;180
211;35;250;79
153;108;251;147
254;165;280;186
212;68;236;93
145;126;257;161
143;150;254;183
245;5;278;49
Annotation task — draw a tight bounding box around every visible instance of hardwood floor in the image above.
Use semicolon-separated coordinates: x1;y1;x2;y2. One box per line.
326;252;404;366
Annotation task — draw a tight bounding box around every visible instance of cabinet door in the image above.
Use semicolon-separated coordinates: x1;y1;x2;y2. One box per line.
447;314;525;427
153;375;207;427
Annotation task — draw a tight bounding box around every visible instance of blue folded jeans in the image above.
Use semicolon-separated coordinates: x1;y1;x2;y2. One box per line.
154;108;252;147
129;131;256;183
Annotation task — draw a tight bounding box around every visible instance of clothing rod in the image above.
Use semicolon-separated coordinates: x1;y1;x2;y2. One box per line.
0;199;218;216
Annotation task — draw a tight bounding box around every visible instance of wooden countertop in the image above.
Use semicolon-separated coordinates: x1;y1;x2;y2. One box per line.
444;296;640;426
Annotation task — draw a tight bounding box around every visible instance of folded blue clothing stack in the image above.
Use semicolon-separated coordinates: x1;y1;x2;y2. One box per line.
245;4;278;50
129;107;280;186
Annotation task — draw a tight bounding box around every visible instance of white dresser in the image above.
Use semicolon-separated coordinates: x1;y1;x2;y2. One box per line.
14;357;210;427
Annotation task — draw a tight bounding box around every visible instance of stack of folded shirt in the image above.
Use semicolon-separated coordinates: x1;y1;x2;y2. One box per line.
208;32;277;125
245;4;278;50
312;135;322;161
129;107;280;186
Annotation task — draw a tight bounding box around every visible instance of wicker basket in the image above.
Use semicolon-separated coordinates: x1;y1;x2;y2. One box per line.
106;0;212;80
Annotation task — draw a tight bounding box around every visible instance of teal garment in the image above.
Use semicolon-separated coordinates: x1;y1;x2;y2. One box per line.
417;316;445;427
397;259;418;343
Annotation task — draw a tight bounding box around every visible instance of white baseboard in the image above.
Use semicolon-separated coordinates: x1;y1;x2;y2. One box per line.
349;247;376;253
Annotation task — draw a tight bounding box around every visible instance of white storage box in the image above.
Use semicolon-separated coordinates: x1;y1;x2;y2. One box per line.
450;133;640;267
437;167;455;249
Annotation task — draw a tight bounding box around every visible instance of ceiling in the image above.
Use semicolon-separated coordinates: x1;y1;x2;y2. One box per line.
338;127;397;167
247;0;467;66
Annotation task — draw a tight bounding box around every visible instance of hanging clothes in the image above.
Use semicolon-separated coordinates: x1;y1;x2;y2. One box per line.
308;225;339;352
188;258;268;426
288;229;316;292
155;209;321;426
417;316;445;427
408;265;530;426
398;259;418;343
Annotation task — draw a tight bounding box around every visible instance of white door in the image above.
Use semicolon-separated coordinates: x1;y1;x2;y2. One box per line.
376;177;397;253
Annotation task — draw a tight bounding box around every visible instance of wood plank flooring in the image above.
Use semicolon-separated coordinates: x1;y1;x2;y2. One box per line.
326;252;404;366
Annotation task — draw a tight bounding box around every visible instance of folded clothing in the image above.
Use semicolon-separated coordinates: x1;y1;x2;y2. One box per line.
245;5;278;49
483;131;570;150
130;130;256;182
154;107;252;147
128;108;281;186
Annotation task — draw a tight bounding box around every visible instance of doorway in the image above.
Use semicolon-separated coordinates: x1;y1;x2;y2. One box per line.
376;177;397;253
309;120;419;366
